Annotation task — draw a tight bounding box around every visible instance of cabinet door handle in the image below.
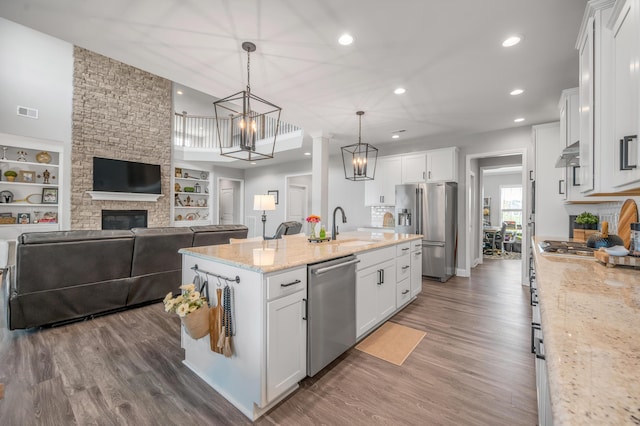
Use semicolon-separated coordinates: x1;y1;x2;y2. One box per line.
558;179;565;195
280;279;301;287
402;289;410;295
377;269;382;285
534;337;545;360
531;322;541;354
428;171;432;179
529;170;534;181
415;251;422;255
422;171;425;180
381;268;384;283
402;247;410;252
620;135;637;171
302;298;307;320
402;265;410;270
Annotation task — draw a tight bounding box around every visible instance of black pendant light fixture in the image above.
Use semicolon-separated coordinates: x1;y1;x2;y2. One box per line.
341;111;378;181
213;41;282;161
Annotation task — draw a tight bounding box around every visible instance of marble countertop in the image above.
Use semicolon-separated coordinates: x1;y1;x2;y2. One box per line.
180;231;422;273
532;237;640;425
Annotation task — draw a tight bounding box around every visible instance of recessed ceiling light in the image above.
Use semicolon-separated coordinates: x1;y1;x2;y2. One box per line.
176;90;183;95
510;89;524;96
392;135;400;139
514;117;525;123
338;34;354;46
304;152;311;156
394;87;406;95
502;36;522;47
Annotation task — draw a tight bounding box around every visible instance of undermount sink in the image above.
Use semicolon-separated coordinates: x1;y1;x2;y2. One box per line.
338;240;375;247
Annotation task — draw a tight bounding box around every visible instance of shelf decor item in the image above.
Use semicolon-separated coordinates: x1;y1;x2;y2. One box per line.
41;187;58;204
163;283;210;339
18;170;36;183
16;151;27;162
18;212;30;224
4;170;17;182
35;151;51;164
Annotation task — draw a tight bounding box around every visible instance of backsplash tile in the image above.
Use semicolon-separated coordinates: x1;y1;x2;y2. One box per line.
371;206;395;227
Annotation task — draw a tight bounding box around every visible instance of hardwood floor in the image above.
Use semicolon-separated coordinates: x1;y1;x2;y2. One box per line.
0;259;537;425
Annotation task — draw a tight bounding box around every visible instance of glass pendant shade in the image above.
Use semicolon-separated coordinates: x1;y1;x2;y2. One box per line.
214;42;281;161
341;111;378;181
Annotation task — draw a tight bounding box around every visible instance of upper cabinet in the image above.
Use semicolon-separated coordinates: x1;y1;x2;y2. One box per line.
426;147;458;183
401;153;426;183
577;0;617;195
365;147;458;206
364;156;401;206
611;0;640;188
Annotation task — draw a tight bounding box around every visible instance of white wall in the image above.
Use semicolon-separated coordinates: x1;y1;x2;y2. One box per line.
0;18;73;230
482;172;522;227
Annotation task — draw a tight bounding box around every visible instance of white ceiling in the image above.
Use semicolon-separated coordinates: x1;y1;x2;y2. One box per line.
0;0;588;164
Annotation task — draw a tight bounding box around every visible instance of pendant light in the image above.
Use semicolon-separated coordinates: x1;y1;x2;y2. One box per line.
341;111;378;181
213;41;282;161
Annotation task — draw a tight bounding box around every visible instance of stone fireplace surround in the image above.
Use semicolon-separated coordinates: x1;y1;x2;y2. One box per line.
71;47;172;229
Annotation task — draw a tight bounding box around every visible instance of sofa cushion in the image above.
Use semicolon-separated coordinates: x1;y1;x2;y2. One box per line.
130;227;194;276
191;224;248;247
16;231;135;294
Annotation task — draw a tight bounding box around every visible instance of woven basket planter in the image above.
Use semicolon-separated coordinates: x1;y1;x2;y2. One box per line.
181;303;210;339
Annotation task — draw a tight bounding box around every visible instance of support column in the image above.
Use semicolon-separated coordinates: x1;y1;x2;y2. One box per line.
310;132;330;228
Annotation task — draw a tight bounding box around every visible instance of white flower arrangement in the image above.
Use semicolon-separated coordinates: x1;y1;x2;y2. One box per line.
163;283;207;318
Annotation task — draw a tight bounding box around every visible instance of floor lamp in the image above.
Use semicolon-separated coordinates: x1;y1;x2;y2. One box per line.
254;194;276;239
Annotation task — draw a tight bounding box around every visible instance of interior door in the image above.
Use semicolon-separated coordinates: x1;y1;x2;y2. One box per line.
220;187;234;225
287;184;307;227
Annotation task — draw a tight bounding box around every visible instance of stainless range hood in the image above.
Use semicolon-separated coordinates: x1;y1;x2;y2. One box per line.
555;141;580;167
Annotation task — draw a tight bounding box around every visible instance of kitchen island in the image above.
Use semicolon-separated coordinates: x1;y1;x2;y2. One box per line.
178;231;422;420
532;237;640;425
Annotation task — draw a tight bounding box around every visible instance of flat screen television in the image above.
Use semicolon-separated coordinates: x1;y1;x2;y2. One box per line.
93;157;162;194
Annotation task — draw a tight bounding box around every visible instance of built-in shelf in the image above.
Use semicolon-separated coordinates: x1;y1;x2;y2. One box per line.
87;191;164;202
0;159;59;168
175;177;208;182
175;191;207;195
0;203;58;207
175;206;207;209
0;182;58;187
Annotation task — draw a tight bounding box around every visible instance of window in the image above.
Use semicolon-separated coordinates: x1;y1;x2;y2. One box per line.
500;185;522;226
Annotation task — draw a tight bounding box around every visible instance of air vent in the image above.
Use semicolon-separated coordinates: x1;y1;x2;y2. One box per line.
17;106;38;119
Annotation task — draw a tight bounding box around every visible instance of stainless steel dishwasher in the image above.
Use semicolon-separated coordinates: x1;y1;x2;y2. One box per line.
307;254;359;376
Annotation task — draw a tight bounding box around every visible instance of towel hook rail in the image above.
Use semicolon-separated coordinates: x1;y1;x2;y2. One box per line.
191;264;240;284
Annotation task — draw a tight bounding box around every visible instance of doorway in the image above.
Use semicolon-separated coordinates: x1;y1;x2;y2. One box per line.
285;174;311;233
466;150;528;285
217;178;244;225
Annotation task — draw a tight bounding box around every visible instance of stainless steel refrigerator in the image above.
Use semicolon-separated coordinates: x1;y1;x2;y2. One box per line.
395;182;457;282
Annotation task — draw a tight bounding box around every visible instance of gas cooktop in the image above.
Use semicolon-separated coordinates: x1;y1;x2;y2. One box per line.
539;240;595;256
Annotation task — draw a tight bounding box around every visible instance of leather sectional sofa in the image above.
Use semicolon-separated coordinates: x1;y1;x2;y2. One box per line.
5;225;248;330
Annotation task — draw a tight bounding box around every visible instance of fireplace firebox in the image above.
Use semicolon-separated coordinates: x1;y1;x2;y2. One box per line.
102;210;148;230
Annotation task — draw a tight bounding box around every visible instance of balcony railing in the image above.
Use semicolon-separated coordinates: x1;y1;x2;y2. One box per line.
174;112;300;149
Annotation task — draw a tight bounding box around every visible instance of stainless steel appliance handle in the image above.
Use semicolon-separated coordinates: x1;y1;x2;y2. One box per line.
422;241;445;247
415;187;423;235
312;259;360;275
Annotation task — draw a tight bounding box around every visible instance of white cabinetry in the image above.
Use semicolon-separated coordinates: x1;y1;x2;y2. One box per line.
172;165;212;226
0;134;63;240
266;267;307;402
401;153;427;183
364;156;401;206
426;147;458;183
410;240;423;298
396;242;412;308
356;246;397;338
611;0;640;188
578;1;617;194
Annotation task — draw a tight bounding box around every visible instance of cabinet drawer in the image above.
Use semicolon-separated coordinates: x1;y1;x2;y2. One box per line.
266;267;307;300
396;242;411;257
396;258;411;281
396;278;411;309
357;246;396;271
411;240;422;252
